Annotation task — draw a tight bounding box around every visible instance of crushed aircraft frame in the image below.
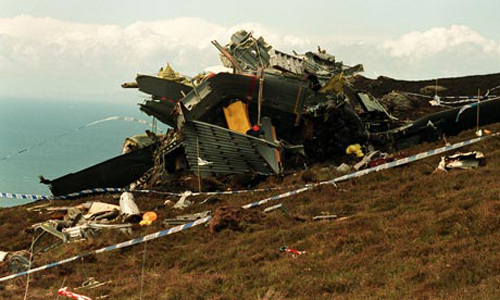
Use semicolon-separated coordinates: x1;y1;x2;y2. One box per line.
42;30;500;195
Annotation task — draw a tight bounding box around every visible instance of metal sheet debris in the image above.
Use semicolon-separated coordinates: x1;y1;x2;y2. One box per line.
163;210;211;226
76;277;112;290
41;144;156;196
437;151;485;171
182;120;280;176
0;251;8;262
85;202;120;219
312;215;338;221
173;191;193;210
263;203;287;213
119;192;141;223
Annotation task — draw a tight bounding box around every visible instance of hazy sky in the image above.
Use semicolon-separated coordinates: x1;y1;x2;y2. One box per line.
1;0;500;101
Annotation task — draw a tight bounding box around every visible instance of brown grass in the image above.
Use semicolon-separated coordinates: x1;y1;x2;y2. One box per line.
1;124;500;299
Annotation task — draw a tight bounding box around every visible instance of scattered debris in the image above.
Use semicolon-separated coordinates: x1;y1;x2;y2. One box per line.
279;246;306;258
263;203;288;214
122;133;159;154
119;192;141;223
39;220;70;243
75;277;111;290
163;210;211;227
58;287;93;300
63;223;133;241
199;196;220;206
26;203;51;212
2;251;31;273
346;144;364;157
312;214;338;221
173;191;193;210
353;150;395;170
27;199;139;254
0;251;8;262
139;211;158;226
85;202;120;221
437;151;485;172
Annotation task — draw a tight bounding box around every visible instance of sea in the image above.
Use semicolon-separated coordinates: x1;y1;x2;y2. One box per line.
0;98;167;207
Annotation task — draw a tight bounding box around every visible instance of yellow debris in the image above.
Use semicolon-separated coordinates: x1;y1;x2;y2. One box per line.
223;101;252;134
140;211;158;226
158;63;193;86
318;73;346;95
346;144;364;157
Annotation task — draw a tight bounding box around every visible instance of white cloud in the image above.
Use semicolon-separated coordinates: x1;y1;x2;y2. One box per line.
380;25;500;78
383;25;498;58
0;16;499;100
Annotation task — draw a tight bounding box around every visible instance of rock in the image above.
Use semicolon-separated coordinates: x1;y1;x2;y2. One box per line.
164;200;175;208
336;163;351;173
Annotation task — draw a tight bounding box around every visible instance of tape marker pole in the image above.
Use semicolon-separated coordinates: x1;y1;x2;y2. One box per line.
0;216;211;282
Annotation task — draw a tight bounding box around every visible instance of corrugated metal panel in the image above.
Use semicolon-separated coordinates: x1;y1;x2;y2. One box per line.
183;121;279;176
270;50;304;75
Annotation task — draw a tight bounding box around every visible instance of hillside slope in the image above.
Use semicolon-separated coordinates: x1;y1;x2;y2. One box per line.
1;123;500;299
352;73;500;98
2;72;500;299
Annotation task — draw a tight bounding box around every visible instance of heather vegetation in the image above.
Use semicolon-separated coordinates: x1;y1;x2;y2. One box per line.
1;124;500;299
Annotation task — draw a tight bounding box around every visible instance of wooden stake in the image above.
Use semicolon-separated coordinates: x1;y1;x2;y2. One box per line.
477;88;481;134
257;68;264;126
196;137;202;193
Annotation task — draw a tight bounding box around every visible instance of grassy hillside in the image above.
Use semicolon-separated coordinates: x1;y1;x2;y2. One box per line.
1;123;500;299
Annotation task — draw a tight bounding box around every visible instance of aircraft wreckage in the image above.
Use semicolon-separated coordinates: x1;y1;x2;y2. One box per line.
42;30;500;196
